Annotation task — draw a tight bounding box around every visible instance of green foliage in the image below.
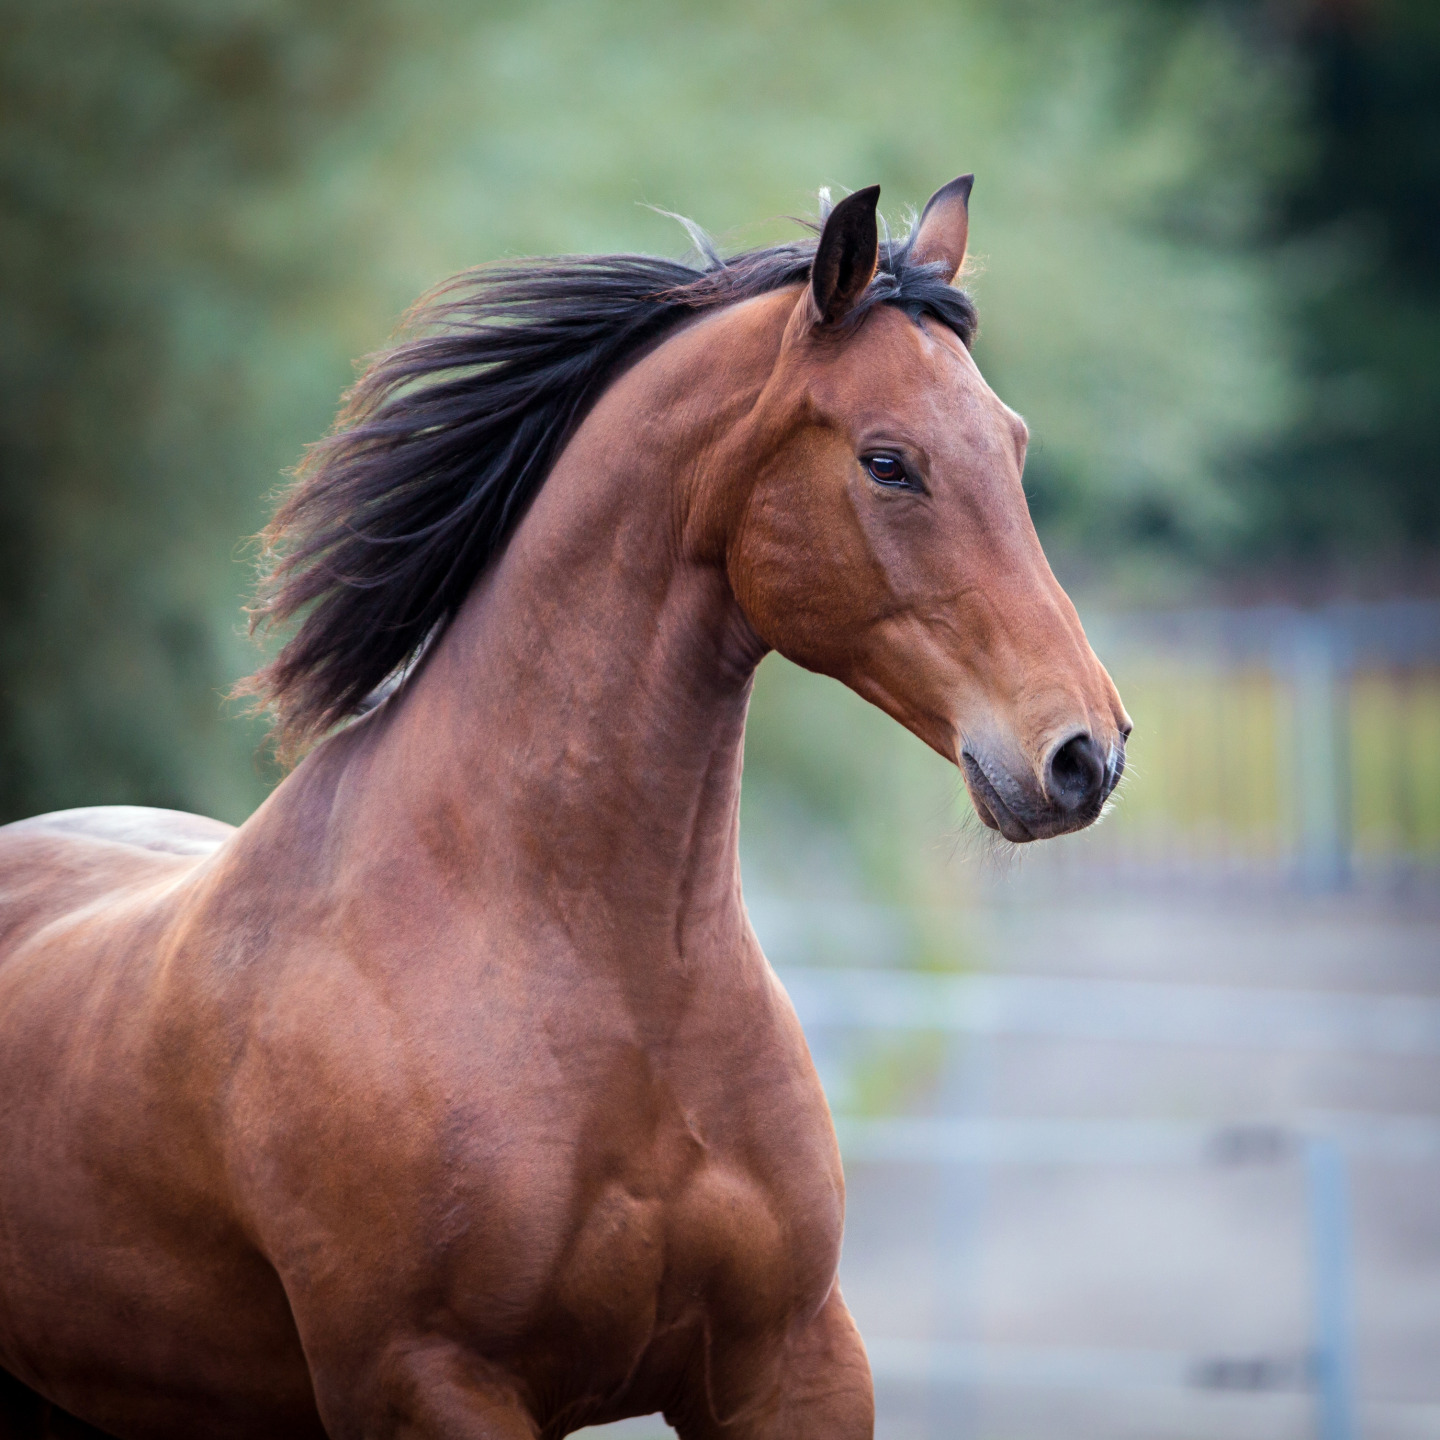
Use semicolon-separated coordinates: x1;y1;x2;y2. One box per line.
1243;0;1440;568
0;0;409;819
341;0;1300;590
0;0;1426;831
739;656;969;912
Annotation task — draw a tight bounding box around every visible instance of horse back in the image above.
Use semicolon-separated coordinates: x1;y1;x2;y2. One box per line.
0;805;231;959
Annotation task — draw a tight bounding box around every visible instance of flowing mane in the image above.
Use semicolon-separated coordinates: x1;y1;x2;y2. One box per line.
243;203;978;756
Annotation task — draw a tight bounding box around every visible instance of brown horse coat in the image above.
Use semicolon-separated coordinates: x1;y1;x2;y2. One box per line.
0;181;1128;1439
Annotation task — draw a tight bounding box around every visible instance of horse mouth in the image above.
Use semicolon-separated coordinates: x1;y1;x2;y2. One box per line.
961;752;1036;843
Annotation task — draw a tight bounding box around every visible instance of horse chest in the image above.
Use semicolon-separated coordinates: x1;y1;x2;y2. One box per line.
430;1033;843;1395
245;948;844;1423
537;1128;843;1417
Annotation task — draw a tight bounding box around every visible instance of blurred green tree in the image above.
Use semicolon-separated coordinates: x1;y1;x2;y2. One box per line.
1242;0;1440;574
2;0;1397;846
0;0;418;821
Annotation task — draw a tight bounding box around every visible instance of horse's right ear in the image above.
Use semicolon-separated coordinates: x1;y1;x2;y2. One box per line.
810;185;880;327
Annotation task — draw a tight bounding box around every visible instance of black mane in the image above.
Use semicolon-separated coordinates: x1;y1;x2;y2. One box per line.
244;207;977;754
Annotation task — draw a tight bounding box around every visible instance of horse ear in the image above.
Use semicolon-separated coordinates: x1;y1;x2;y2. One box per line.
811;185;880;326
909;174;973;284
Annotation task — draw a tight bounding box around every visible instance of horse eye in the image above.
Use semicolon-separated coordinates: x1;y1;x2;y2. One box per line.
864;454;909;488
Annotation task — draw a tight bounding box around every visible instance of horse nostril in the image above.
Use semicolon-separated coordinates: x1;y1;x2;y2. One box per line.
1045;733;1107;814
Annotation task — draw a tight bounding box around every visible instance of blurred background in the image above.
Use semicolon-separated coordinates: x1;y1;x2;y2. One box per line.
2;0;1437;1436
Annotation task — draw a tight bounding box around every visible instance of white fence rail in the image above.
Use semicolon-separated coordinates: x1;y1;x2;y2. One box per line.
781;962;1440;1440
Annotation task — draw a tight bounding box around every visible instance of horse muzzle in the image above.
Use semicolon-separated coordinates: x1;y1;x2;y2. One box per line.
961;730;1125;843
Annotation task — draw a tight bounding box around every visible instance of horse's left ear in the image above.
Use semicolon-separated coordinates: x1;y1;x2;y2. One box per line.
909;174;973;284
811;185;880;326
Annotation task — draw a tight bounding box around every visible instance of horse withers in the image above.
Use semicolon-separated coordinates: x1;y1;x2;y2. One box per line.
0;178;1128;1439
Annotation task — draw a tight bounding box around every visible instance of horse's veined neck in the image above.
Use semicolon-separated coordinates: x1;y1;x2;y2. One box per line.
351;293;790;952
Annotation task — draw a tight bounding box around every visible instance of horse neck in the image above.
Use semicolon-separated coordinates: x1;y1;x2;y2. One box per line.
337;293;793;964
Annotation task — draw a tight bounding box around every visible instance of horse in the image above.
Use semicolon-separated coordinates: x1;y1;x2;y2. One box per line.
0;177;1129;1439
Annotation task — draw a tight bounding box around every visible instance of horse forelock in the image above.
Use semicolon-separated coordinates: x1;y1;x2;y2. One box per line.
239;205;979;761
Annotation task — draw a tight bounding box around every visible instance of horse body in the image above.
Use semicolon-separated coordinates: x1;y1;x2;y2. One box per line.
0;182;1129;1437
0;796;842;1439
0;811;327;1438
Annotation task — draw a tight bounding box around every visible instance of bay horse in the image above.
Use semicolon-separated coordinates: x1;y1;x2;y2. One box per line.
0;178;1128;1439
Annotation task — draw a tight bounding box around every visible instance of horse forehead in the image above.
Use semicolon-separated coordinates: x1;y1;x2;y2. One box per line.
815;307;996;424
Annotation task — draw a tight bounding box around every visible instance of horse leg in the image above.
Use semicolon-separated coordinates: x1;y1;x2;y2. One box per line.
308;1338;541;1440
669;1287;874;1440
0;1371;118;1440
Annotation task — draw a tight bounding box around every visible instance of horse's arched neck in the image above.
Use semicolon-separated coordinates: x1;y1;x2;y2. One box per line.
333;292;793;962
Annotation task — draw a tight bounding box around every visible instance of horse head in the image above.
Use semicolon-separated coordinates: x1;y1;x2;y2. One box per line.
720;180;1131;842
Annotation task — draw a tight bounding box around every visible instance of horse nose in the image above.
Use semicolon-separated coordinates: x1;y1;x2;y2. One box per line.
1044;732;1108;815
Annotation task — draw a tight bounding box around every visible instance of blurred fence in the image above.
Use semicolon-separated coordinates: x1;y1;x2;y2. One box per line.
780;960;1440;1440
1041;600;1440;891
